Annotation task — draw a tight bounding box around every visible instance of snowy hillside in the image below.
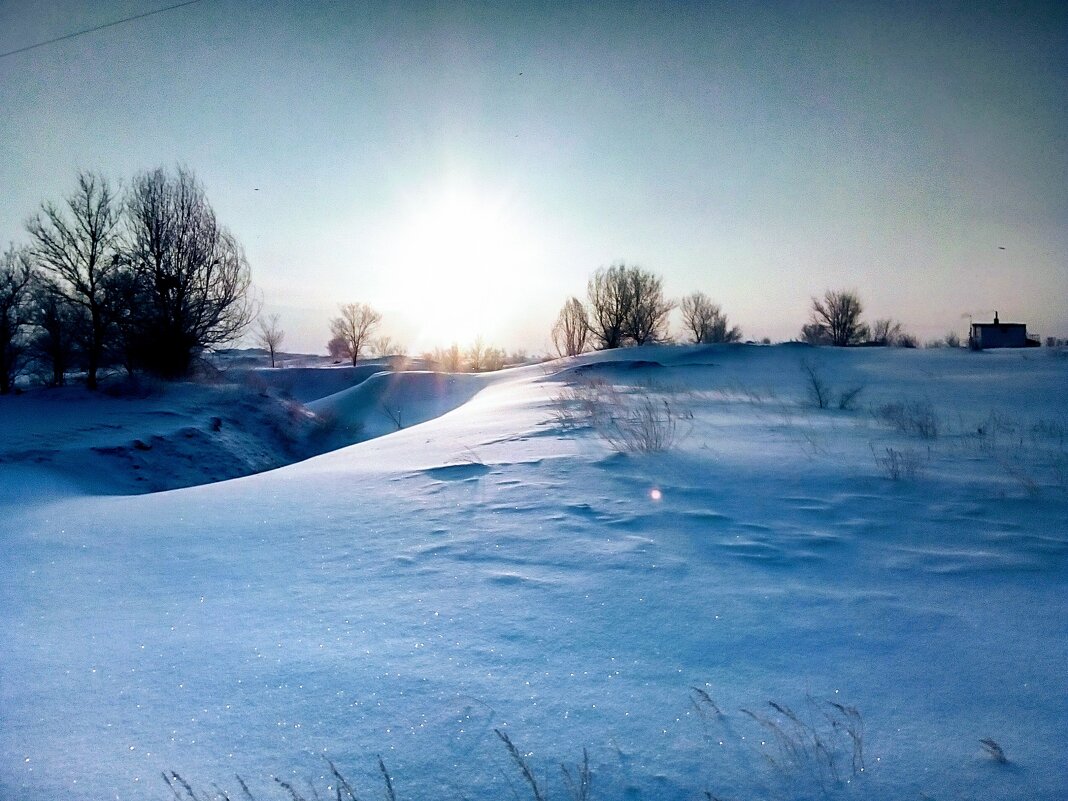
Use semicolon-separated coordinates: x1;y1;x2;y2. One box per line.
1;345;1066;801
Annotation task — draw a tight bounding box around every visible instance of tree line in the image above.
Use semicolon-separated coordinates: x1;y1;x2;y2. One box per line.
1;167;254;393
549;267;961;358
550;262;742;357
3;180;983;395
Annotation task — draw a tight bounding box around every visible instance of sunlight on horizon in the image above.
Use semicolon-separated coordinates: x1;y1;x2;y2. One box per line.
372;178;545;352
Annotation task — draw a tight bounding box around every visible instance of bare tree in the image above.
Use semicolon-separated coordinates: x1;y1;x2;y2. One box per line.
868;318;903;346
551;296;590;357
679;291;741;343
372;335;405;358
625;267;673;345
430;343;464;372
0;245;34;394
256;313;284;368
464;336;506;372
466;336;487;372
483;345;506;372
587;264;633;349
26;172;123;389
124;166;255;378
27;278;82;386
809;290;868;347
329;302;381;366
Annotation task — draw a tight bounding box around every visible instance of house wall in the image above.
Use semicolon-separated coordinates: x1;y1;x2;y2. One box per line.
971;323;1029;348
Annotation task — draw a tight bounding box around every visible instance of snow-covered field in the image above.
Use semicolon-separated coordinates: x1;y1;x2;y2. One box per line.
1;345;1065;800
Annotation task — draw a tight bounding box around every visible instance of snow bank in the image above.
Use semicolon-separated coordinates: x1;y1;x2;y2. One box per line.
1;345;1065;801
239;365;389;403
307;370;489;443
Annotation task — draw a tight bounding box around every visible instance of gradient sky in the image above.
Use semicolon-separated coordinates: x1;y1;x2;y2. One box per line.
1;1;1065;354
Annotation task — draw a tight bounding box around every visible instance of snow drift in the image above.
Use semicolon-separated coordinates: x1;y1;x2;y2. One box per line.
1;345;1065;801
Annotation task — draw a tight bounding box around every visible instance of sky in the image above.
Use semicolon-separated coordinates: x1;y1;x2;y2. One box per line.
0;0;1065;355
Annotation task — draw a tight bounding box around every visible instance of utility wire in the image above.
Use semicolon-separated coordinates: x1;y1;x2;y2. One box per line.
0;0;204;60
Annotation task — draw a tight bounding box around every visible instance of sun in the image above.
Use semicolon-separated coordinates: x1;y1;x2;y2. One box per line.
375;180;541;350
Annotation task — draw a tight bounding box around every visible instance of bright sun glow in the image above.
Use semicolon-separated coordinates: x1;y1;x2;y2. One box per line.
376;181;542;350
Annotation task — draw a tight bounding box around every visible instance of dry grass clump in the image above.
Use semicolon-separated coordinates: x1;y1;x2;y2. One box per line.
800;359;864;410
551;377;687;453
980;738;1008;764
689;688;868;800
876;399;939;439
737;699;865;793
155;688;878;801
801;359;832;409
871;444;928;481
960;412;1068;495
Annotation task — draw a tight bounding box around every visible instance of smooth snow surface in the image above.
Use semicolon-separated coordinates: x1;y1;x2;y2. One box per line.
1;345;1066;800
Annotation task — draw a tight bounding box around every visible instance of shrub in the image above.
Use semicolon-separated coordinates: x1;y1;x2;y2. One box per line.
837;385;865;410
876;400;939;439
896;333;919;348
801;359;830;408
868;318;903;346
871;444;927;480
552;377;685;453
598;394;679;453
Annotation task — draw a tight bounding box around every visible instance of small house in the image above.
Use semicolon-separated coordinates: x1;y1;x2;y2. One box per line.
969;312;1040;349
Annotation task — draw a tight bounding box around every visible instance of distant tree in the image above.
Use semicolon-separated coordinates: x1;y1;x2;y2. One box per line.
327;335;350;362
372;335;405;358
27;278;83;386
551;296;590;357
624;267;673;345
102;265;144;376
0;245;34;394
482;345;506;372
329;302;381;366
679;292;741;343
943;331;961;348
25;172;123;389
466;336;488;372
800;322;830;345
464;337;506;372
808;290;868;347
868;318;903;346
124;166;255;378
586;263;673;349
587;264;633;349
255;313;284;368
431;343;464;372
896;332;918;348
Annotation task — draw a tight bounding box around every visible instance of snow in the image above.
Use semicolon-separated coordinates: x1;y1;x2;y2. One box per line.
1;345;1066;800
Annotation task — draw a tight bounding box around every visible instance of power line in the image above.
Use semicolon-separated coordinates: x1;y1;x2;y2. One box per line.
0;0;204;60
